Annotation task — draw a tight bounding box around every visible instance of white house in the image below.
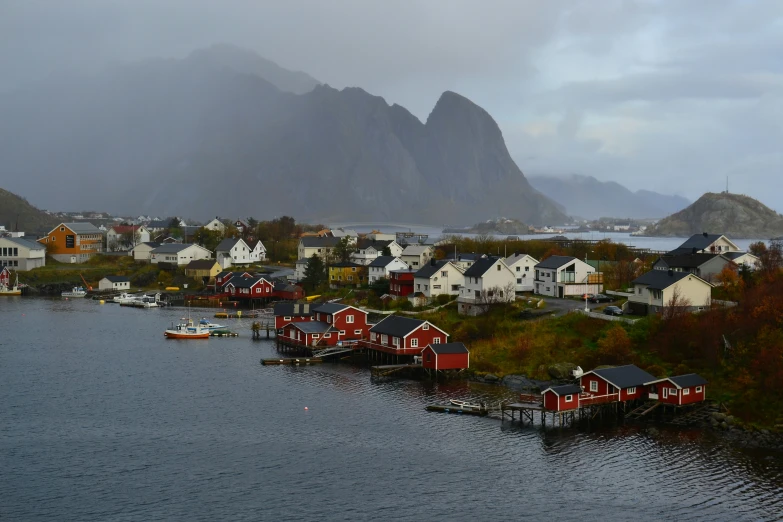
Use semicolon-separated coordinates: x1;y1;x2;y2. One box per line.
98;275;131;291
215;237;252;269
130;242;163;262
628;269;713;315
368;256;409;282
151;243;212;266
667;233;742;255
298;237;341;261
106;225;151;251
203;217;227;233
350;239;403;265
722;251;760;270
400;244;434;269
293;258;309;282
504;253;539;292
0;236;46;271
413;259;465;299
457;256;517;315
330;228;358;243
534;256;601;298
443;252;486;271
248;240;267;263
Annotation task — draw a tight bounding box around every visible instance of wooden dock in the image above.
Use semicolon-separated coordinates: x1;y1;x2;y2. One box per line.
426;404;488;416
210;332;239;337
370;363;422;378
215;310;260;318
261;357;323;366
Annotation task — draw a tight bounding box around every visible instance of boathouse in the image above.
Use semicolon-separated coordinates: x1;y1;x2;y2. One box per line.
224;276;274;300
273;282;304;301
281;321;336;347
273;302;314;329
311;303;371;341
421;342;469;371
645;374;707;406
541;384;583;412
364;315;449;355
578;365;656;405
215;271;253;289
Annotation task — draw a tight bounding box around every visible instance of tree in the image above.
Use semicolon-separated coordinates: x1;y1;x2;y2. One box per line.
193;227;223;252
120;229;141;249
369;277;390;296
476;282;516;315
662;286;692;321
107;238;121;252
596;324;635;365
750;239;783;280
381;245;392;257
334;237;356;263
302;253;327;288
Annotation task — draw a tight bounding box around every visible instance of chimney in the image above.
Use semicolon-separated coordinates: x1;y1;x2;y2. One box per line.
703;232;708;237
514;252;519;257
668;269;673;277
430;258;436;266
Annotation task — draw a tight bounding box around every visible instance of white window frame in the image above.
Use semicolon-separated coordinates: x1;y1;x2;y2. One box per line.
695;386;703;393
565;395;573;402
432;338;441;344
683;388;690;395
627;387;636;394
323;333;331;338
589;380;598;392
354;329;362;335
339;330;345;335
670;388;678;395
422;324;429;330
393;337;400;347
346;315;354;323
411;338;418;348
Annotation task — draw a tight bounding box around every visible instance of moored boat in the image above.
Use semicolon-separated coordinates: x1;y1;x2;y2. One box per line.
448;399;485;411
164;319;210;339
189;319;228;332
0;272;22;296
113;292;137;304
62;286;88;298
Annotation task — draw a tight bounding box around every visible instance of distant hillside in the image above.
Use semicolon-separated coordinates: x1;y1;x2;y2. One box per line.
528;174;690;219
0;188;59;234
645;192;783;238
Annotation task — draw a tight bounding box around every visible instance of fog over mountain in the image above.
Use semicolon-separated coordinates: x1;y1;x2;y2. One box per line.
0;46;566;226
528;174;691;220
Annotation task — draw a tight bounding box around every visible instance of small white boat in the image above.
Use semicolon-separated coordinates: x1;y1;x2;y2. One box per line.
448;399;485;411
189;319;228;332
165;319;210;339
62;287;88;298
113;292;137;304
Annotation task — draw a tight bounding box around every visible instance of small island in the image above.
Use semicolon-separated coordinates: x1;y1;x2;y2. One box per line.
443;218;531;236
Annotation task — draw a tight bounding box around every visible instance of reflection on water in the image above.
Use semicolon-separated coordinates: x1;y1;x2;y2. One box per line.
1;298;781;521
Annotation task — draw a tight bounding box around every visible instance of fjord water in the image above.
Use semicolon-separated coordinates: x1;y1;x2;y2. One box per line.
2;299;781;521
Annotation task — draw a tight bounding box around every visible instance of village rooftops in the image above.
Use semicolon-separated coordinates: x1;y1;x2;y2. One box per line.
103;275;130;283
444;252;484;261
585;364;657;389
632;270;712;290
56;222;102;234
330;261;363;268
369;256;399;268
2;237;44;250
274;302;313;316
370;315;445;338
355;238;393;250
215;238;244;251
311;302;355;315
273;281;300;292
463;256;502;278
401;244;432;255
110;225;145;233
504;252;532;264
667;233;739;255
535;255;578;270
414;259;454;279
426;342;468;354
655;253;725;268
541;384;583;396
225;276;265;288
300;237;341;247
646;373;708;388
290;321;334;334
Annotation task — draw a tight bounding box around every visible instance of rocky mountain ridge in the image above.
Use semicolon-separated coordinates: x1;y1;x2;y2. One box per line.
644;192;783;238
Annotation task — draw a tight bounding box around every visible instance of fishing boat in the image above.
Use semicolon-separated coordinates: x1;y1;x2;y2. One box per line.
0;273;22;296
189;319;228;332
62;286;88;298
164;318;210;339
448;399;485;412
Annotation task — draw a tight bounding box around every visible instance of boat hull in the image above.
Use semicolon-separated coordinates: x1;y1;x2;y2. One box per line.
164;331;210;339
0;291;22;296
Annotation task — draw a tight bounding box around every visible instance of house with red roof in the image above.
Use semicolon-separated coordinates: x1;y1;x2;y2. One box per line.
106;225;150;251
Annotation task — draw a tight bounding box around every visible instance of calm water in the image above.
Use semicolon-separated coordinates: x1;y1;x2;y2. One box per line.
2;298;782;521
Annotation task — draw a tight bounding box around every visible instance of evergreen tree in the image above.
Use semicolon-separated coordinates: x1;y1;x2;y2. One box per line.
334;237;356;263
381;245;393;257
303;253;327;288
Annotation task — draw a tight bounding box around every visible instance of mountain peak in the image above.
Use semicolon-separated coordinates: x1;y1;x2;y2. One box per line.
646;192;783;238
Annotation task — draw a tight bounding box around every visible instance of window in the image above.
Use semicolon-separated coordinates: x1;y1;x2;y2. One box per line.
638;288;642;294
683;388;690;395
525;266;529;272
432;337;441;344
393;337;400;347
354;329;362;335
516;266;520;272
441;271;448;277
327;315;332;323
670;388;677;395
627;387;636;394
695;386;703;393
323;333;331;338
497;264;501;271
339;330;345;335
348;276;353;281
517;278;522;284
52;236;55;241
565;395;573;402
381;334;387;344
590;381;598;392
60;227;65;232
346;315;354;323
331;275;336;280
312;334;319;339
411;338;418;347
372;333;377;341
422;324;429;330
433;285;441;289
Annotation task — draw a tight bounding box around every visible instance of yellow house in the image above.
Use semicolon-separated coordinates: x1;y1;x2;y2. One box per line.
185;259;221;283
329;262;367;287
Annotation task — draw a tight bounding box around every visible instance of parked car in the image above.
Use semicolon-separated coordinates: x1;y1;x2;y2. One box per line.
581;293;595;300
604;306;623;316
589;294;612;303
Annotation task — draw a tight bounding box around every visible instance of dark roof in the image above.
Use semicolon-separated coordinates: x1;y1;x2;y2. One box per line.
722;252;748;260
535;255;578;270
632;269;709;290
311;303;352;315
186;259;219;269
544;384;582;396
463;256;502;278
273;281;300;292
138;242;162;249
355;238;393;250
147;220;170;229
654;253;724;269
215;238;243;252
291;321;333;334
589;365;657;389
370;315;427;337
300;237;341;248
427;342;468;354
274;303;313;316
369;256;399;268
669;374;708;388
444;252;484;261
216;270;233;279
103;275;129;283
674;233;724;252
227;276;264;288
414;259;450;279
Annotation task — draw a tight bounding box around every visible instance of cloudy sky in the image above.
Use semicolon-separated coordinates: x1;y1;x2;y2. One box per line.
3;0;782;210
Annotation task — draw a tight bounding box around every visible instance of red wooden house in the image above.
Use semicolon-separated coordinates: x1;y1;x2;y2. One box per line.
215;271;253;289
421;342;469;371
364;315;449;355
577;365;656;406
273;302;314;330
389;269;415;297
645;374;707;406
224;276;274;299
311;303;371;342
273;282;304;301
541;384;583;412
281;321;337;347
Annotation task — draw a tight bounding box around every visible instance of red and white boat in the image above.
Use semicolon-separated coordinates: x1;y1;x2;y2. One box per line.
164;319;210;339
